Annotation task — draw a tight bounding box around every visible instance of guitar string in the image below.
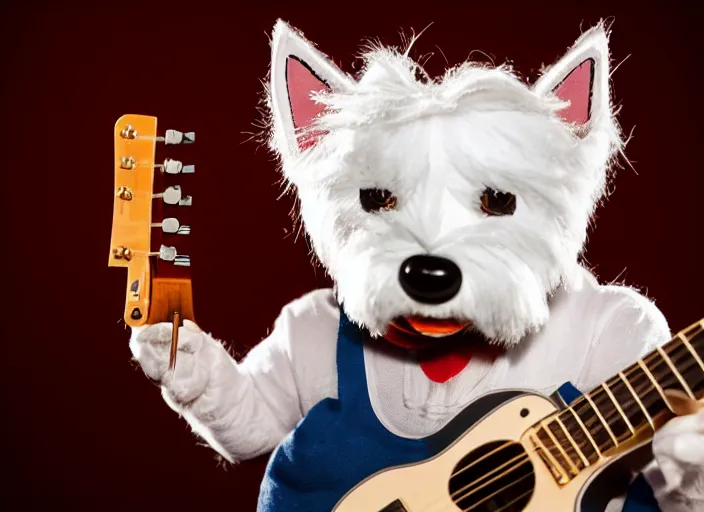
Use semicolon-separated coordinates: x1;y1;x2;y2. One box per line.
408;343;690;510
491;489;534;512
576;338;694;425
468;338;702;480
551;341;702;463
568;339;694;428
418;355;702;512
536;339;701;460
454;457;532;509
450;441;514;480
429;453;530;512
460;472;533;512
365;332;702;512
449;452;530;500
422;359;702;512
446;342;697;486
535;349;700;478
419;345;702;512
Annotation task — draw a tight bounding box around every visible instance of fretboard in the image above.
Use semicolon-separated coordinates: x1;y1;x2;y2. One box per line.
529;318;704;484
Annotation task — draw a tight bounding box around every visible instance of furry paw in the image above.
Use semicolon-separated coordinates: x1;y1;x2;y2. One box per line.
651;409;704;504
129;320;212;404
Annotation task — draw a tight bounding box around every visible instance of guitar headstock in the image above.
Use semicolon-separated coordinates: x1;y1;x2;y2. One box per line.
109;114;195;330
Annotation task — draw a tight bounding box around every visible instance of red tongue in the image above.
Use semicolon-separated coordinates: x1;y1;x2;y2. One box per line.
419;344;474;383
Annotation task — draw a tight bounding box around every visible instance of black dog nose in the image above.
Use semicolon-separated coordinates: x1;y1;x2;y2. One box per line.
399;255;462;304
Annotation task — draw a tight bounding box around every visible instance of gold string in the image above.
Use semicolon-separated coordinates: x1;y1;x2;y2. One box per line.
492;489;534;512
554;345;701;459
460;473;532;512
420;356;703;512
450;453;529;500
450;441;513;480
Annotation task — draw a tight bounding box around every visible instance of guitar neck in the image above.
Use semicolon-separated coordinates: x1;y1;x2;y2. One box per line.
527;319;704;484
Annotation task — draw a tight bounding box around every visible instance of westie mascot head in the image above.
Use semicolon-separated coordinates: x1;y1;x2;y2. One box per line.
266;20;622;346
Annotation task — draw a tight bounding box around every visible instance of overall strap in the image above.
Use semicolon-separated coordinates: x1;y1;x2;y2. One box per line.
335;308;372;405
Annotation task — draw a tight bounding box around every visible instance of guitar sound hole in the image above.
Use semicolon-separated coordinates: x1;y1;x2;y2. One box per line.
449;440;535;512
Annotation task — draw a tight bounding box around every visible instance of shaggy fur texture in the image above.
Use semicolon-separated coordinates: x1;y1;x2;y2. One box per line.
268;20;621;345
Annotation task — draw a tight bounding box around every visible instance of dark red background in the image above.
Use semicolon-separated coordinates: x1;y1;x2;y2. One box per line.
2;1;701;509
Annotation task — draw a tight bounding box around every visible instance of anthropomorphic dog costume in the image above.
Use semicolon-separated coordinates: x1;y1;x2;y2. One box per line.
130;20;704;512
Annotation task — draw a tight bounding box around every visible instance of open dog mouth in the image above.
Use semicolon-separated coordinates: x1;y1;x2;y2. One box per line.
386;316;472;349
392;316;471;337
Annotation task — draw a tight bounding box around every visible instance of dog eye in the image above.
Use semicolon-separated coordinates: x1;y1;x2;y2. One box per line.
360;188;398;212
480;188;516;216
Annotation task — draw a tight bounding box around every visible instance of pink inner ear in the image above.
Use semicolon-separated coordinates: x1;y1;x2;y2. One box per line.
286;56;331;150
553;59;594;125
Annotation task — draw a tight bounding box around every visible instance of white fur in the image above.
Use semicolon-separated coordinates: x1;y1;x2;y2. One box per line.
268;20;621;345
644;411;704;510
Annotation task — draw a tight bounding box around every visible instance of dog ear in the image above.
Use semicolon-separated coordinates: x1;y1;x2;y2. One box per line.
533;24;612;136
269;20;355;157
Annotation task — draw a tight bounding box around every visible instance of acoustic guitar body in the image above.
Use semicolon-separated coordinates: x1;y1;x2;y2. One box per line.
333;391;648;512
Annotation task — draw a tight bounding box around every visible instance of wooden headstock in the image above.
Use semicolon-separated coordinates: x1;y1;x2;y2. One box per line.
109;114;196;368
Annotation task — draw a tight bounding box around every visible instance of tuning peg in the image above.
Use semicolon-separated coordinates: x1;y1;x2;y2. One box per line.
120;156;137;170
120;124;138;139
174;254;191;266
119;124;195;145
153;217;191;235
116;186;133;201
157;158;195;175
112;246;133;261
154;185;192;206
163;130;195;145
159;245;190;267
118;156;195;174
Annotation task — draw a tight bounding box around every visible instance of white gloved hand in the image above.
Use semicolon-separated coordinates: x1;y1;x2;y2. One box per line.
129;320;215;405
646;392;704;511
